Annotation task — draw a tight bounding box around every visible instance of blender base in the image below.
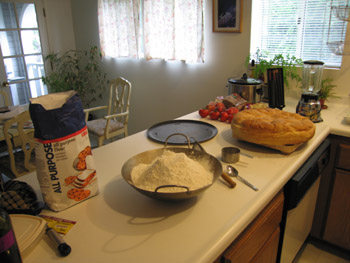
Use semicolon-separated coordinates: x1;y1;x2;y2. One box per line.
296;100;323;123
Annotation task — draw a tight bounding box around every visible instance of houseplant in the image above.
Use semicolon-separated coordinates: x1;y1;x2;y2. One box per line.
42;46;107;107
245;49;303;88
318;78;340;109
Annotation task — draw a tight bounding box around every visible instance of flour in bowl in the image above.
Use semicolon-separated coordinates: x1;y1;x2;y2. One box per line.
131;150;213;192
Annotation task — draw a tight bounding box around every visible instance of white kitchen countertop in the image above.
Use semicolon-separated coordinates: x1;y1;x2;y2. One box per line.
22;97;348;263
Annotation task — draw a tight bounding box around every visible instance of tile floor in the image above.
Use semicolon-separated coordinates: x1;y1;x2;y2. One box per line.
294;241;350;263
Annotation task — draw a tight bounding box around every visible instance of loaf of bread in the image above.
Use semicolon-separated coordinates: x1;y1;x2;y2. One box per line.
231;108;315;146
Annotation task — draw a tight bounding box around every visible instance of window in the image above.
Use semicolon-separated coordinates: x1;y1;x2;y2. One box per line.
98;0;204;63
250;0;349;68
0;1;48;106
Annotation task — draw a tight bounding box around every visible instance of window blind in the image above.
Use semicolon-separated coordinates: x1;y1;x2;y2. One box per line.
250;0;348;68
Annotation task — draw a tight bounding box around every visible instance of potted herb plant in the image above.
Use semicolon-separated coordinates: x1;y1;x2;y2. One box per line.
318;78;340;109
245;49;303;88
42;46;108;107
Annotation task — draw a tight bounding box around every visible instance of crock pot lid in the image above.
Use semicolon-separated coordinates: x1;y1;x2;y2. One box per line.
228;73;263;85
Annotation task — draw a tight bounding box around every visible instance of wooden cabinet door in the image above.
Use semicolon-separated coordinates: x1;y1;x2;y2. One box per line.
251;227;280;263
336;143;350;170
323;169;350;250
219;192;284;263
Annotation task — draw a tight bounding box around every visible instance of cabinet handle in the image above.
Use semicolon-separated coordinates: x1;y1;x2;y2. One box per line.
220;256;232;263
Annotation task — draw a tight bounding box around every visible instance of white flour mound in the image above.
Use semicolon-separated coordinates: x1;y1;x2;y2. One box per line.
131;150;213;192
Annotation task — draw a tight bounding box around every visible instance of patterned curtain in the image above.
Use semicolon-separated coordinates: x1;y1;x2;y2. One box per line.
98;0;204;63
98;0;140;58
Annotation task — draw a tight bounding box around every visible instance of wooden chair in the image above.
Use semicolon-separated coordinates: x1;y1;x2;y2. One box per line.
0;90;10;154
84;77;132;147
0;89;9;107
0;110;36;178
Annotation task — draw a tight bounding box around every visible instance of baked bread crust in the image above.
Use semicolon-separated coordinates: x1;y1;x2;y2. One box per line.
231;108;315;145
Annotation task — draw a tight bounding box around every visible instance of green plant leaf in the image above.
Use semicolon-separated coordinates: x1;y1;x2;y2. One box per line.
246;48;303;88
318;78;340;100
42;46;108;107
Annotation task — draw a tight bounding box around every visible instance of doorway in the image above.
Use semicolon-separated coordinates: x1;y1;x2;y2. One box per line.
0;0;49;106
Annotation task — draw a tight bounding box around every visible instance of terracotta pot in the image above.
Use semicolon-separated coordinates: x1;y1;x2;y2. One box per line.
319;98;328;109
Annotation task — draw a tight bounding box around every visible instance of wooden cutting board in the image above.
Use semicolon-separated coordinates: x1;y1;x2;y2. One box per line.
261;142;305;154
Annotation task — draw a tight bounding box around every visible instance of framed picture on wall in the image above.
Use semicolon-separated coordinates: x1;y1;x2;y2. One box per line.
213;0;242;33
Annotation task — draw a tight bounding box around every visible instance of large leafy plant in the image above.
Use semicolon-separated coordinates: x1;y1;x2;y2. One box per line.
318;78;340;100
245;49;303;88
42;46;107;107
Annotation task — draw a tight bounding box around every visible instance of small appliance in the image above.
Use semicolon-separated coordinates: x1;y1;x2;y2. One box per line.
296;60;324;123
227;74;263;103
267;67;285;109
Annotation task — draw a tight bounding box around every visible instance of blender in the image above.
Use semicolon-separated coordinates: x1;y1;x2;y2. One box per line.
296;60;324;123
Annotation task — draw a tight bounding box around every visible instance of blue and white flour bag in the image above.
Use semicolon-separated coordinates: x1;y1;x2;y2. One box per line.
29;91;98;211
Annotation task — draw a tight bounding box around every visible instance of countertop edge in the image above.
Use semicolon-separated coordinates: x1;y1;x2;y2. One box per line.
200;125;331;263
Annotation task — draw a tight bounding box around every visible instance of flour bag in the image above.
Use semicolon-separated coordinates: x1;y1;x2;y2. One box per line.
29;90;98;211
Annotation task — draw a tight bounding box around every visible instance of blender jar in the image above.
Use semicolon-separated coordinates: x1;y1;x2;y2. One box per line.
302;60;324;94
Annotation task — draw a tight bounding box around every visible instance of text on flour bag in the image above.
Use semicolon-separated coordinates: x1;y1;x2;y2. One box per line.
29;91;99;212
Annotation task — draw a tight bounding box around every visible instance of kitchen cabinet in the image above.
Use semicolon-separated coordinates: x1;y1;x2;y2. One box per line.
311;134;350;250
323;168;350;249
251;227;281;263
215;191;284;263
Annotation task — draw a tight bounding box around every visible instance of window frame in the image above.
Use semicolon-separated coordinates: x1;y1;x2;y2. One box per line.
250;0;348;69
0;0;50;106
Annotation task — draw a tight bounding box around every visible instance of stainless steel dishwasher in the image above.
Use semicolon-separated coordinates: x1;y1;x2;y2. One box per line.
278;139;330;263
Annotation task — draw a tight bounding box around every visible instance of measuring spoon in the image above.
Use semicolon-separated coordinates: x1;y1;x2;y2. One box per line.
227;165;259;191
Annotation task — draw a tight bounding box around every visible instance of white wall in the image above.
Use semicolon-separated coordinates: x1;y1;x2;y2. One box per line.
66;0;349;135
70;0;252;135
43;0;76;53
326;54;350;97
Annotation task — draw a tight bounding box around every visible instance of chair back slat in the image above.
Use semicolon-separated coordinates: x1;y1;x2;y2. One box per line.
110;78;131;124
85;77;132;147
0;90;10;107
2;110;35;177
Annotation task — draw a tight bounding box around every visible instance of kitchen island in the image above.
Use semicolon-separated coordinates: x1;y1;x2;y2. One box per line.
22;97;349;263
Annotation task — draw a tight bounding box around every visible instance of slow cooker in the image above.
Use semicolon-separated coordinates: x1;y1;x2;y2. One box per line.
227;74;263;103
